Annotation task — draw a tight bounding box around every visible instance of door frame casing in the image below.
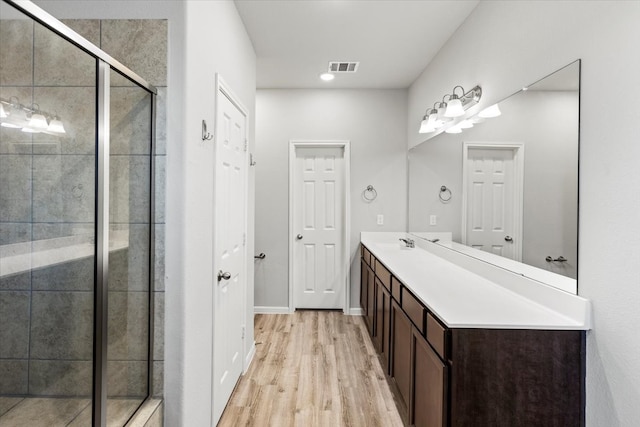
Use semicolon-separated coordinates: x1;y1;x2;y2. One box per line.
288;140;351;314
461;141;525;261
211;73;251;425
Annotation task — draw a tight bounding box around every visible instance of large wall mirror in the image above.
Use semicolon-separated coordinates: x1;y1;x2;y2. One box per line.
408;60;580;294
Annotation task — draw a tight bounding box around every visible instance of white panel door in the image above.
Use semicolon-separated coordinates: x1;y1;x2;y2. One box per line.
213;88;247;425
465;147;520;260
293;146;345;309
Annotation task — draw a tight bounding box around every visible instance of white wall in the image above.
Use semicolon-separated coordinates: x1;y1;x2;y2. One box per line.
28;1;257;425
255;89;407;311
408;2;640;425
409;90;579;278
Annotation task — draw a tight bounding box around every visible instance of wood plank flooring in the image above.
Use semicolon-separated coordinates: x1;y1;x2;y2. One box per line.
218;311;404;427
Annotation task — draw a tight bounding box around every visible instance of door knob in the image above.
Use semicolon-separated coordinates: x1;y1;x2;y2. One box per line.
218;270;231;282
296;234;303;240
504;236;513;242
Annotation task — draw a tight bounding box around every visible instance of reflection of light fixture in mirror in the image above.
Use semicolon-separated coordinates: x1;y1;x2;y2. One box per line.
418;85;481;133
479;103;501;118
459;119;474;129
47;117;66;134
0;97;66;135
445;124;463;134
27;105;49;131
419;103;444;133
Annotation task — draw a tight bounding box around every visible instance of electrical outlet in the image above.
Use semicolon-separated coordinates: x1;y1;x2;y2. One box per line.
377;214;384;225
430;215;437;226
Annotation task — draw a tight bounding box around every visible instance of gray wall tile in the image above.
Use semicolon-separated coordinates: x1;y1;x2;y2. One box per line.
28;361;92;396
32;86;96;155
31;257;94;292
154;87;167;155
152;361;163;398
0;20;33;86
34;21;97;87
30;291;93;360
0;272;31;292
0;155;32;222
108;224;150;292
107;291;149;360
154;155;165;224
101;20;167;87
0;360;28;395
32;155;95;223
153;224;164;291
0;291;30;358
0;222;31;246
110;155;151;224
110;86;152;155
107;360;147;398
153;292;163;361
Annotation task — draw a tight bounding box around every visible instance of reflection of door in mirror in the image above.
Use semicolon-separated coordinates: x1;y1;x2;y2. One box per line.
462;143;524;261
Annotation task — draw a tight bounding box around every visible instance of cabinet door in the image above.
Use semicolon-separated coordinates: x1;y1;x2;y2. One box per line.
375;281;391;373
360;259;368;314
366;264;375;336
391;300;412;408
411;327;448;427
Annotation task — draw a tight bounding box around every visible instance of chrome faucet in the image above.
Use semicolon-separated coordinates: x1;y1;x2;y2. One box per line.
399;238;415;248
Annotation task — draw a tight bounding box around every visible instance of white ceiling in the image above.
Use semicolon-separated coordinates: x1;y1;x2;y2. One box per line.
234;0;479;89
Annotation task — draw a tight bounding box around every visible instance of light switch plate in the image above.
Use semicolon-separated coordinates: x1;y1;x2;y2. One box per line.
430;215;437;226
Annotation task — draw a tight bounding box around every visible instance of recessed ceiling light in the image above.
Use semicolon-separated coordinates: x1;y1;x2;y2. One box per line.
320;73;335;81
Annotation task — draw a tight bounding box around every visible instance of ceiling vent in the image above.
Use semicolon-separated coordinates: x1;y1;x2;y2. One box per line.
328;61;359;73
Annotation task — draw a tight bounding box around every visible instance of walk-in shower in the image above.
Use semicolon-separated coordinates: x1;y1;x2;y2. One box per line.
0;1;156;425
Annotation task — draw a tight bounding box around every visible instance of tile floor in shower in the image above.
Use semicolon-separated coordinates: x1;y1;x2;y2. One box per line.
0;396;142;426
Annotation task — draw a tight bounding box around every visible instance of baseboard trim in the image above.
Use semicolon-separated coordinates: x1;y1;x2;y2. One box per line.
254;306;290;314
348;307;364;316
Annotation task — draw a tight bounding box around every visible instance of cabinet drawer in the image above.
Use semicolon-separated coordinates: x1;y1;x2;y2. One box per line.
391;277;402;301
426;312;448;360
401;288;426;335
375;261;392;292
362;246;372;266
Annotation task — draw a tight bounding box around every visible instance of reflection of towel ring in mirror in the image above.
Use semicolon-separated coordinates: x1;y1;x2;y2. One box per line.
439;185;452;202
363;185;377;202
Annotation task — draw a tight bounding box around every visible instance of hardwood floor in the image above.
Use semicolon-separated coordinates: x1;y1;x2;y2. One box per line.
218;311;404;427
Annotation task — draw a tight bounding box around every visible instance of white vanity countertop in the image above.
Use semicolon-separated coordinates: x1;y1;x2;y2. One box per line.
361;232;590;330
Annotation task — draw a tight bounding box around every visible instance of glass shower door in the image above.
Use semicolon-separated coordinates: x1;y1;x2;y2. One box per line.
0;14;97;426
106;69;152;424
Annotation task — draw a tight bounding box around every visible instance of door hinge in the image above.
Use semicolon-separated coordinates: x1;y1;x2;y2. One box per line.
242;233;246;246
241;325;245;339
244;139;248;152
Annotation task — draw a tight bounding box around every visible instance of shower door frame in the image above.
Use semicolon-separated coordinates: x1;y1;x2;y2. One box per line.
3;1;158;426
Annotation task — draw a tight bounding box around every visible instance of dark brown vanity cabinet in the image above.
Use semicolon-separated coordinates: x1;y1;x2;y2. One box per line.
360;244;586;427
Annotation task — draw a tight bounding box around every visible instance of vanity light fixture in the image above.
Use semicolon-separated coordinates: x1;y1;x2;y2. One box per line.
0;97;66;135
478;103;502;118
445;124;463;134
320;73;335;81
418;85;482;134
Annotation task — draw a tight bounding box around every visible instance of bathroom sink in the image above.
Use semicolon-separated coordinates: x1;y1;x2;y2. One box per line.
375;242;413;251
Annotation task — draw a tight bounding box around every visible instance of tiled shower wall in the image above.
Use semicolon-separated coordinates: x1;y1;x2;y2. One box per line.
0;18;166;399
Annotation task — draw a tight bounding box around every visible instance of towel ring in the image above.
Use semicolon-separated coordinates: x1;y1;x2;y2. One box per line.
439;185;452;202
363;185;377;202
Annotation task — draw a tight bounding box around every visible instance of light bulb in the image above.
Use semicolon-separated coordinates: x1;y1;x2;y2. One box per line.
444;96;464;117
478;103;501;118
